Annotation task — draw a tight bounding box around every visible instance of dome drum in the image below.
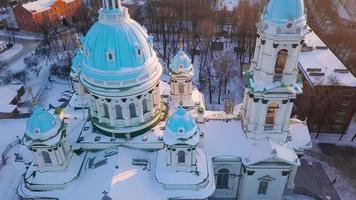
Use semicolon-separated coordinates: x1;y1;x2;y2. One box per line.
87;82;162;137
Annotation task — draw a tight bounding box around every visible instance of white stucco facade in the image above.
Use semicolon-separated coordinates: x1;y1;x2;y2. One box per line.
18;0;312;199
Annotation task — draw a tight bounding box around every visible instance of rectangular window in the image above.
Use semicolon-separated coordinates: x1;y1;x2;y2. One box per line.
177;151;185;163
178;84;184;94
258;181;269;195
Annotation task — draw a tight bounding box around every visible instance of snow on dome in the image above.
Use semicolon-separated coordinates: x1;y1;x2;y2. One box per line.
170;49;193;74
164;106;199;145
263;0;305;25
79;4;158;83
25;106;60;141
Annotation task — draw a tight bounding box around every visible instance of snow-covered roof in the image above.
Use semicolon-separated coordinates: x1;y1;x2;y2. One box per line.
201;119;311;159
0;86;18;105
22;0;75;13
298;30;356;87
243;140;300;166
0;104;17;113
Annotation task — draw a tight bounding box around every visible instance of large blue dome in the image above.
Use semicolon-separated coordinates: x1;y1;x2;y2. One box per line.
77;7;160;83
263;0;305;25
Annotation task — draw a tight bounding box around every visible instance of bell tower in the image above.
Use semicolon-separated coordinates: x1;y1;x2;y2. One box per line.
241;0;307;142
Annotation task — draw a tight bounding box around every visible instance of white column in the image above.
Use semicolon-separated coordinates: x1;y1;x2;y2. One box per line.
283;102;294;131
108;102;115;126
96;100;102;122
56;147;65;165
257;102;268;133
147;92;154;117
90;100;96;116
247;100;259;132
275;102;286;131
245;97;253;120
123;102;130;126
137;99;144;123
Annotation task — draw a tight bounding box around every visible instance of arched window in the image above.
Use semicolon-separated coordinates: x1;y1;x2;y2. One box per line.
265;102;279;126
142;99;148;114
129;103;137;118
216;168;230;189
42;151;52;164
275;50;288;74
115;105;123;119
177;151;185;163
258;181;269;195
178;83;184;94
103;103;109;118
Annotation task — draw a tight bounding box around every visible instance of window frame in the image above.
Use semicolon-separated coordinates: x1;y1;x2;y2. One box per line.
257;180;269;195
177;150;185;163
216;168;230;189
42;151;52;164
129;103;137;118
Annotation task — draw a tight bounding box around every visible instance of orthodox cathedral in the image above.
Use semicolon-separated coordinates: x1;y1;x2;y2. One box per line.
17;0;312;199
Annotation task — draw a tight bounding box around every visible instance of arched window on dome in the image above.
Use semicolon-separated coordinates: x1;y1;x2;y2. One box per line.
177;151;185;163
42;151;52;164
107;51;115;62
216;168;230;189
103;103;109;118
265;102;279;130
142;99;148;114
115;105;123;119
129;103;137;118
274;49;288;81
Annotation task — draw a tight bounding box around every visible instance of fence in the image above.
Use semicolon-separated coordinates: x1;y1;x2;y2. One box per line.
0;138;21;168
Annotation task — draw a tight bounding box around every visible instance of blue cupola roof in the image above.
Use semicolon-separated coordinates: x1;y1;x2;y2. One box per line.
166;106;196;134
77;4;157;82
170;50;193;74
25;106;60;140
263;0;305;25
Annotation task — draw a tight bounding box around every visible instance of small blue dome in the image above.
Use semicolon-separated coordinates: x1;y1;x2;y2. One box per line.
26;107;58;137
263;0;305;25
166;106;196;134
79;7;156;82
170;50;192;73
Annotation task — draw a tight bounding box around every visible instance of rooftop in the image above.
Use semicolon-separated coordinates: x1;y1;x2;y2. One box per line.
298;30;356;87
22;0;75;13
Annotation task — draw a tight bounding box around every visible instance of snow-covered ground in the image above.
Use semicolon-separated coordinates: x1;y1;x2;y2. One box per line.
303;145;356;200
